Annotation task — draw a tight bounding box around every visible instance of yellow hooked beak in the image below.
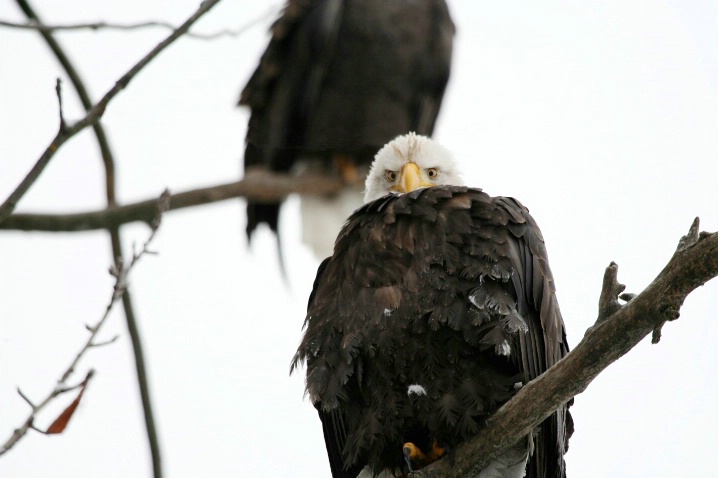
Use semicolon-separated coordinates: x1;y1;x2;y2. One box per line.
392;163;435;193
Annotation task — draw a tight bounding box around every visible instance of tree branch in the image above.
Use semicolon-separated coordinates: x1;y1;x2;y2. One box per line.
0;193;167;457
15;0;120;208
0;0;222;224
0;6;277;40
10;4;219;476
414;218;718;477
0;170;346;232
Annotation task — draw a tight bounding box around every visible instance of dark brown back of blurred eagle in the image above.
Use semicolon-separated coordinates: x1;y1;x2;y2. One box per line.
239;0;454;258
291;134;573;478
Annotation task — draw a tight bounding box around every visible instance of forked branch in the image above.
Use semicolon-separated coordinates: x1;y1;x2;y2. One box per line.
0;0;222;223
0;192;168;457
415;218;718;477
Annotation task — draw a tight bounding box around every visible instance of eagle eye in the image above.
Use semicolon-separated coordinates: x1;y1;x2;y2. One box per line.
385;170;398;182
427;168;439;179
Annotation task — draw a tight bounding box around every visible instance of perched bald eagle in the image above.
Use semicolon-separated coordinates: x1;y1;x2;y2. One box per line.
292;134;573;477
239;0;454;259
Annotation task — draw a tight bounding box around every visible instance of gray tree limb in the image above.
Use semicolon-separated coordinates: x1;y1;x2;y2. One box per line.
413;218;718;477
0;170;346;232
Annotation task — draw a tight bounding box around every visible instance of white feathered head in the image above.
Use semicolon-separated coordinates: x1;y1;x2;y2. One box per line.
364;133;463;203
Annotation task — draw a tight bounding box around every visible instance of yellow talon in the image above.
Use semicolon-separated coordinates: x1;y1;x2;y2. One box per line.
428;440;447;462
403;440;446;472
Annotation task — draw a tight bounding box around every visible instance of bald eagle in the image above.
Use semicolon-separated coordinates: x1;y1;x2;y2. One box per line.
239;0;454;259
292;134;573;477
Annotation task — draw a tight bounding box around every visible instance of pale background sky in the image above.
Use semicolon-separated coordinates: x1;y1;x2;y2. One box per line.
1;1;717;477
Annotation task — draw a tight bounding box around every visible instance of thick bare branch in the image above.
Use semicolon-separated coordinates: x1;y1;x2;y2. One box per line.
414;219;718;478
0;170;346;232
0;0;222;224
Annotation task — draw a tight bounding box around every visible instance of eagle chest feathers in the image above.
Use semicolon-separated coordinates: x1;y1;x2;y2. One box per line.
292;186;567;476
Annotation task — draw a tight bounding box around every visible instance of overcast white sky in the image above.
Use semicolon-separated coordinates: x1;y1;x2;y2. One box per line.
1;1;717;477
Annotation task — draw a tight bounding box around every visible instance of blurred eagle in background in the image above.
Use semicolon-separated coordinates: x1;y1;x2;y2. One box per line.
239;0;454;259
292;134;573;477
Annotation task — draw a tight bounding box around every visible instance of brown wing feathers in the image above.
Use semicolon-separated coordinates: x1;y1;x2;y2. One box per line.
318;407;361;478
292;186;571;476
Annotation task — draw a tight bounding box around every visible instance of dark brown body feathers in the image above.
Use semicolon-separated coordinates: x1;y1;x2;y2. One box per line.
292;187;572;477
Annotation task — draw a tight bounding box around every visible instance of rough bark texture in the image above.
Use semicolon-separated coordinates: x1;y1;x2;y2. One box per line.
413;219;717;478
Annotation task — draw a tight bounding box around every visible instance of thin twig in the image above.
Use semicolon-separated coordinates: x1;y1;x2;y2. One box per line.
14;0;120;211
0;6;277;40
52;378;92;396
0;0;223;223
0;170;347;231
110;190;169;478
17;389;37;411
0;195;166;457
88;335;120;348
54;78;66;132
